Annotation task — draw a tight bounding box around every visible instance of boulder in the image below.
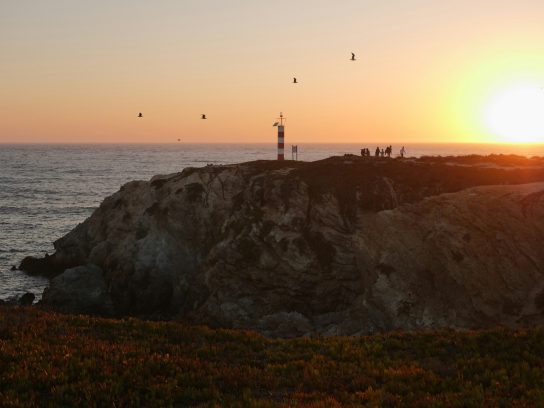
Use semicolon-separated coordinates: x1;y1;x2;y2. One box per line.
19;255;65;278
41;264;114;315
19;293;35;306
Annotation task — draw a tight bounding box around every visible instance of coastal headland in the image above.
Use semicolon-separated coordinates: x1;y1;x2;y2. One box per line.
20;154;544;337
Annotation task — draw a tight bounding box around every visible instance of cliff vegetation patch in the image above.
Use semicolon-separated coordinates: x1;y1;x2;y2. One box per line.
2;307;544;406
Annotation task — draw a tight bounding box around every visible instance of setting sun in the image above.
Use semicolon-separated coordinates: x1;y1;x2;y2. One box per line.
483;84;544;143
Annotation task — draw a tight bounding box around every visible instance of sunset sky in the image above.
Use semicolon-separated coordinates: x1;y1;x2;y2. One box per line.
2;0;544;144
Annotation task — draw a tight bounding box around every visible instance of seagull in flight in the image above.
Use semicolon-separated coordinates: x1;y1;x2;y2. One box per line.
272;122;279;127
201;114;207;119
293;77;298;84
137;112;143;118
350;52;356;61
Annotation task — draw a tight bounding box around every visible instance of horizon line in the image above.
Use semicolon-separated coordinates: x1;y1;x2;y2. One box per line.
2;141;544;146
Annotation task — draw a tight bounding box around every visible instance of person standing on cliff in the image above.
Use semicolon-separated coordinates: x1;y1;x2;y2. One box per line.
400;146;406;158
375;147;380;157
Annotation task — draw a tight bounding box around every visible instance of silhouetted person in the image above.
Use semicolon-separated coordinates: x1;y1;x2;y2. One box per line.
400;146;406;158
138;112;143;118
375;147;380;157
201;114;207;119
351;52;356;61
293;77;298;84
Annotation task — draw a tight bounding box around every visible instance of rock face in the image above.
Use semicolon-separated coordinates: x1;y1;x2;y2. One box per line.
36;155;544;336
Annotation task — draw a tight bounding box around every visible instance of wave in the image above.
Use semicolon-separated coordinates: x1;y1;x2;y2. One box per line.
0;249;29;254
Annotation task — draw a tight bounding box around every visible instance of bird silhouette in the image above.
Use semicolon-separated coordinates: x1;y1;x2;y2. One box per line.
177;138;181;142
272;122;279;127
201;114;207;119
293;77;298;84
351;52;356;61
137;112;143;117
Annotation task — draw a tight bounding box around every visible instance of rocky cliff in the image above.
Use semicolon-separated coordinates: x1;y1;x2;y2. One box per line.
24;155;544;337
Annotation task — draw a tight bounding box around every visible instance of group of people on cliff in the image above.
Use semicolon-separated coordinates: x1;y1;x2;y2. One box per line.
360;146;406;158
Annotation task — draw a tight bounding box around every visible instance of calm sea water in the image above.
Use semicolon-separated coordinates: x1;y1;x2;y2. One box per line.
1;142;543;301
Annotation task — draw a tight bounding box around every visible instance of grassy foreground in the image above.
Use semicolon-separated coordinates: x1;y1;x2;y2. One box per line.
1;307;544;407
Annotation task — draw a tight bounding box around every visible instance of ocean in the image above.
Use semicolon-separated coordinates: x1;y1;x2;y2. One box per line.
1;142;544;301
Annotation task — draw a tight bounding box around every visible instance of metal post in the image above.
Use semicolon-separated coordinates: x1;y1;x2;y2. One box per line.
292;145;298;161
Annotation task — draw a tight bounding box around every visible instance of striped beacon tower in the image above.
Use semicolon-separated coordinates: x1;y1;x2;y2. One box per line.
276;112;285;160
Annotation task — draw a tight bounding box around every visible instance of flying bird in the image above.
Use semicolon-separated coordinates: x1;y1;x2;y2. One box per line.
272;122;279;127
177;138;181;142
350;52;356;61
293;77;298;84
201;114;207;119
137;112;143;117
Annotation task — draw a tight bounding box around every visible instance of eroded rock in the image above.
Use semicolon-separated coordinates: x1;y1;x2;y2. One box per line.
32;155;544;336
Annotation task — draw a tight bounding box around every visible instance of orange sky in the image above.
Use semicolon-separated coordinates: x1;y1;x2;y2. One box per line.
2;1;544;143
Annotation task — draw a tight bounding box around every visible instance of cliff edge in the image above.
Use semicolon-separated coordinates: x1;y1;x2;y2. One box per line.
25;155;544;337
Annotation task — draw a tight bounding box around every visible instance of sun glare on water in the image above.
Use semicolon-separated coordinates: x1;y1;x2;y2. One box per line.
483;84;544;143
